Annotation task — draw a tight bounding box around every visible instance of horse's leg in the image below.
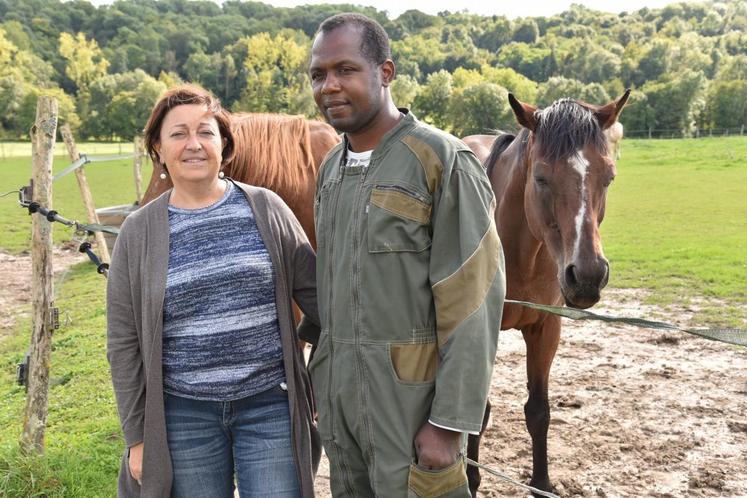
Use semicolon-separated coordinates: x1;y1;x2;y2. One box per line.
466;400;491;498
521;316;561;495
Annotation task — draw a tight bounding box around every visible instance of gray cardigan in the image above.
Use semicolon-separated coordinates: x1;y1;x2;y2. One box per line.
106;180;321;498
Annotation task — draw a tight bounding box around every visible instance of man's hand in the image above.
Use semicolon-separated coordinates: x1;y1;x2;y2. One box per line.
129;442;143;485
414;422;461;470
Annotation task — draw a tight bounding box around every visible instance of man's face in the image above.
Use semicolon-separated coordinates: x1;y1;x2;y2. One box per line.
309;25;387;135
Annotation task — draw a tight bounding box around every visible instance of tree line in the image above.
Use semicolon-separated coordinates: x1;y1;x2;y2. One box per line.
0;0;745;139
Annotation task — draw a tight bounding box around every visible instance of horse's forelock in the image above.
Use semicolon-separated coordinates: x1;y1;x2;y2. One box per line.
534;100;608;164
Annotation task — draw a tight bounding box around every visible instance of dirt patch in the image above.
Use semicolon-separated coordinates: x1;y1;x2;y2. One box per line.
314;289;747;497
0;246;86;339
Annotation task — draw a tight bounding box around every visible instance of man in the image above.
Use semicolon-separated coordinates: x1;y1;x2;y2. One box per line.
308;13;505;497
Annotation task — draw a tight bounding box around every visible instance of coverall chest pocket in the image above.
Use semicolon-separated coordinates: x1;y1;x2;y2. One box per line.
368;184;432;253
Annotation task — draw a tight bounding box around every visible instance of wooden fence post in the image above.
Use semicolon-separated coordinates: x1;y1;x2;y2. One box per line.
20;96;58;455
133;136;144;204
60;124;110;264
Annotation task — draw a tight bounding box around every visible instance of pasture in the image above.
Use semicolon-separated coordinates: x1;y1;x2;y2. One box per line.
0;153;148;253
0;142;134;159
0;137;745;496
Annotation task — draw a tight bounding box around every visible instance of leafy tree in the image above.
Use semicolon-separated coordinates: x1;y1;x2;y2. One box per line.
705;80;747;130
558;40;622;84
603;78;626;101
0;26;57;137
618;89;654;136
632;38;674;86
104;26;167;75
0;20;31;50
107;82;164;139
17;86;80;137
0;0;744;139
234;31;315;116
715;29;746;57
0;72;29;137
157;71;183;89
640;70;707;136
480;65;538;102
579;83;611;105
452;68;484;89
84;69;165;139
183;50;239;105
669;32;715;77
395;9;441;35
496;42;554;82
699;11;724;36
537;76;586;107
413;69;453;129
58;32;109;93
392;34;445;78
391;74;420;109
439;25;487;73
449;82;513;137
474;17;512;52
715;54;747;80
512;18;539;44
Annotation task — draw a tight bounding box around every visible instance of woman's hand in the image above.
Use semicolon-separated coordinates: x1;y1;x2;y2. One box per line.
129;442;144;485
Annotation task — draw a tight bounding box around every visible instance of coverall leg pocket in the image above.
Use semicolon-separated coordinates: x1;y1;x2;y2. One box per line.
407;458;470;498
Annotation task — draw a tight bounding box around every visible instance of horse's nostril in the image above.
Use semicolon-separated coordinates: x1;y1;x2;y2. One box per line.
564;264;578;286
600;258;610;287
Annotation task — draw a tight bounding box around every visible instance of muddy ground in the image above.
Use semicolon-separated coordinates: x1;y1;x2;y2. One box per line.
2;251;745;497
314;289;747;497
0;246;86;338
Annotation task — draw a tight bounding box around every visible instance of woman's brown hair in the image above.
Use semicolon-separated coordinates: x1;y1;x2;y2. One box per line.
143;84;235;170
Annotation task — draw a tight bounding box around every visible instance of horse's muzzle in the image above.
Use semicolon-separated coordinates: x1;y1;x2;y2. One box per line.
561;258;609;309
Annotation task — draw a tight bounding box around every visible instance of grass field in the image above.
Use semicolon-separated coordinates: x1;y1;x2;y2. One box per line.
0;154;150;253
0;136;745;496
0;142;134;159
602;137;747;323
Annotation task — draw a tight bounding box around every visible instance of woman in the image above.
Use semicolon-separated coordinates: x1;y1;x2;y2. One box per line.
106;84;321;498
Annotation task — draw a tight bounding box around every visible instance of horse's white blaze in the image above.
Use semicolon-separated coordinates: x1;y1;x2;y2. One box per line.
570;151;589;261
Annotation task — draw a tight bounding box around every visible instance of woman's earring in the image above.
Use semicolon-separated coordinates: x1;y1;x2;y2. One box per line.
159;171;167;180
218;170;225;179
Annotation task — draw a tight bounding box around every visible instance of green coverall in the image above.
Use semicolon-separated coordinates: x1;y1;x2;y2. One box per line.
311;111;505;497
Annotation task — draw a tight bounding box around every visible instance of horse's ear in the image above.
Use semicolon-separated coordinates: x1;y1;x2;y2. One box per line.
508;93;538;132
593;89;631;130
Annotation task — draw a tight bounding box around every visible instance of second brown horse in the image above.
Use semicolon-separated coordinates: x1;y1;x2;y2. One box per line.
463;90;630;496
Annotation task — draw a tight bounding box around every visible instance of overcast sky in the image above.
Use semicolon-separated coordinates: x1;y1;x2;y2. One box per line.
86;0;682;19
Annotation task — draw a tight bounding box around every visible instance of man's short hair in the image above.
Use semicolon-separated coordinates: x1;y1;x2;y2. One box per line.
318;13;391;66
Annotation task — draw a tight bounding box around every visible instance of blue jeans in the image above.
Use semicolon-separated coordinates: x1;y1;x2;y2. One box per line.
164;385;300;498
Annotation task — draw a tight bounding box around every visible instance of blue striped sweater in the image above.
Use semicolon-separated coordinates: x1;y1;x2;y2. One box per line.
162;182;285;401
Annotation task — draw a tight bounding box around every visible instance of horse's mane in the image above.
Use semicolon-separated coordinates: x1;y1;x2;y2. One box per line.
229;113;315;198
484;133;516;178
534;99;608;163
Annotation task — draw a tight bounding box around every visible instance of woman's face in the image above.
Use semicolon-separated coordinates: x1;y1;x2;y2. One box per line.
156;104;225;188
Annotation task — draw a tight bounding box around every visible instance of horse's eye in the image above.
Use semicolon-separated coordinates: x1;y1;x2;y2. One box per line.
534;176;549;188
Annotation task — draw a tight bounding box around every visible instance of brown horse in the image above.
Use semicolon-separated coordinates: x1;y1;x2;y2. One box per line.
463;90;630;496
140;113;341;248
